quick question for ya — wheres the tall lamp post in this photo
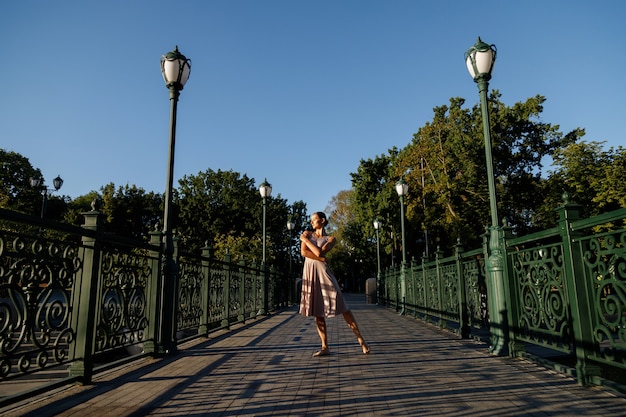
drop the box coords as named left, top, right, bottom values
left=373, top=218, right=382, bottom=304
left=259, top=178, right=272, bottom=315
left=30, top=175, right=63, bottom=218
left=287, top=218, right=295, bottom=304
left=395, top=178, right=408, bottom=314
left=160, top=45, right=191, bottom=354
left=465, top=37, right=507, bottom=355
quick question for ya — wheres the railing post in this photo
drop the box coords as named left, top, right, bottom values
left=198, top=242, right=212, bottom=337
left=238, top=256, right=246, bottom=323
left=501, top=221, right=523, bottom=357
left=482, top=223, right=509, bottom=356
left=222, top=252, right=232, bottom=329
left=455, top=239, right=470, bottom=338
left=68, top=207, right=104, bottom=383
left=556, top=193, right=601, bottom=385
left=144, top=227, right=164, bottom=355
left=409, top=257, right=418, bottom=318
left=250, top=258, right=258, bottom=318
left=435, top=247, right=445, bottom=329
left=421, top=255, right=428, bottom=321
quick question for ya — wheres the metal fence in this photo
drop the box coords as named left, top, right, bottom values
left=381, top=200, right=626, bottom=389
left=0, top=207, right=290, bottom=405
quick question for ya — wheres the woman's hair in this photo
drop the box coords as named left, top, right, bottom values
left=314, top=211, right=327, bottom=226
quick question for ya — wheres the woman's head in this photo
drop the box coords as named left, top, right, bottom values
left=311, top=212, right=327, bottom=228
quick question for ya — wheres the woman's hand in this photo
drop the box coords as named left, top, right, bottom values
left=300, top=231, right=312, bottom=241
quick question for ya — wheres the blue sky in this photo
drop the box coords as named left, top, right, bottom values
left=2, top=1, right=625, bottom=214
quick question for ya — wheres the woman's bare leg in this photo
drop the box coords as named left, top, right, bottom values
left=342, top=311, right=370, bottom=354
left=313, top=317, right=329, bottom=356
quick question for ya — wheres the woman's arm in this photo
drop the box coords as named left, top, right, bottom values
left=301, top=241, right=326, bottom=262
left=300, top=233, right=336, bottom=260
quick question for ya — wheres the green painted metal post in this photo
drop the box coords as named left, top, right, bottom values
left=435, top=247, right=445, bottom=329
left=222, top=252, right=232, bottom=329
left=399, top=192, right=407, bottom=315
left=250, top=258, right=258, bottom=318
left=455, top=239, right=471, bottom=338
left=198, top=243, right=212, bottom=337
left=144, top=228, right=164, bottom=355
left=466, top=37, right=508, bottom=356
left=238, top=257, right=246, bottom=323
left=68, top=208, right=103, bottom=382
left=557, top=194, right=601, bottom=385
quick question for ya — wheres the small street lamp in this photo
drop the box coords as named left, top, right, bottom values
left=160, top=45, right=191, bottom=354
left=373, top=218, right=382, bottom=303
left=465, top=37, right=507, bottom=355
left=395, top=178, right=408, bottom=314
left=259, top=178, right=272, bottom=315
left=287, top=218, right=295, bottom=304
left=30, top=175, right=63, bottom=218
left=395, top=178, right=408, bottom=265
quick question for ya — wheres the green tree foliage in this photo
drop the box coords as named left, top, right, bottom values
left=348, top=93, right=586, bottom=269
left=177, top=169, right=260, bottom=254
left=65, top=184, right=162, bottom=240
left=101, top=183, right=163, bottom=239
left=176, top=168, right=303, bottom=270
left=548, top=141, right=626, bottom=216
left=0, top=149, right=44, bottom=215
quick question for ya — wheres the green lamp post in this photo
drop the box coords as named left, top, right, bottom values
left=395, top=178, right=408, bottom=314
left=259, top=178, right=272, bottom=315
left=287, top=218, right=295, bottom=304
left=373, top=218, right=382, bottom=304
left=160, top=45, right=191, bottom=354
left=465, top=37, right=508, bottom=355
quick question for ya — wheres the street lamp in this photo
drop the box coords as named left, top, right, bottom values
left=30, top=174, right=63, bottom=218
left=395, top=178, right=408, bottom=265
left=465, top=37, right=507, bottom=355
left=395, top=178, right=408, bottom=314
left=287, top=218, right=295, bottom=304
left=373, top=218, right=382, bottom=278
left=259, top=178, right=272, bottom=315
left=160, top=45, right=191, bottom=354
left=373, top=218, right=382, bottom=304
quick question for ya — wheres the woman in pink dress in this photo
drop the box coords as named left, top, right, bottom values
left=299, top=212, right=370, bottom=357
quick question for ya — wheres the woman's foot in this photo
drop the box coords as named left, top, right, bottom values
left=312, top=348, right=330, bottom=357
left=361, top=343, right=370, bottom=355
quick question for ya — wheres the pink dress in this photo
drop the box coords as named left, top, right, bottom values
left=299, top=235, right=350, bottom=318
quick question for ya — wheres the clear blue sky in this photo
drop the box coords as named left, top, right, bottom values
left=2, top=1, right=624, bottom=214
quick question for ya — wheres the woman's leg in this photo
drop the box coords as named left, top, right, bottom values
left=313, top=316, right=329, bottom=356
left=342, top=311, right=370, bottom=354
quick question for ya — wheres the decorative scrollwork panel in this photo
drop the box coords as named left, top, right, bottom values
left=510, top=244, right=571, bottom=352
left=94, top=249, right=150, bottom=353
left=0, top=232, right=80, bottom=378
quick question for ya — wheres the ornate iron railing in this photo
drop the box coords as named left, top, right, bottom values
left=379, top=201, right=626, bottom=389
left=0, top=208, right=288, bottom=406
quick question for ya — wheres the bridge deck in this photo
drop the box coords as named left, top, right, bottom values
left=3, top=294, right=626, bottom=416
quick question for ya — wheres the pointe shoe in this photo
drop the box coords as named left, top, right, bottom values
left=312, top=348, right=330, bottom=357
left=361, top=343, right=370, bottom=355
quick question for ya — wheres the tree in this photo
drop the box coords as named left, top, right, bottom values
left=547, top=141, right=626, bottom=218
left=0, top=149, right=43, bottom=215
left=176, top=169, right=260, bottom=254
left=176, top=168, right=301, bottom=268
left=394, top=93, right=581, bottom=251
left=0, top=149, right=69, bottom=220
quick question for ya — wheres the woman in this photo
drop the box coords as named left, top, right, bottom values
left=299, top=212, right=370, bottom=357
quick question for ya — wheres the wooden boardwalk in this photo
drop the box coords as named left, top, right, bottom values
left=3, top=295, right=626, bottom=416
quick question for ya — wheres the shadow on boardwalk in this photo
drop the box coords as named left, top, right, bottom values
left=3, top=294, right=626, bottom=416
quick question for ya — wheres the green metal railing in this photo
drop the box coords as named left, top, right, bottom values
left=380, top=199, right=626, bottom=389
left=0, top=208, right=289, bottom=405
